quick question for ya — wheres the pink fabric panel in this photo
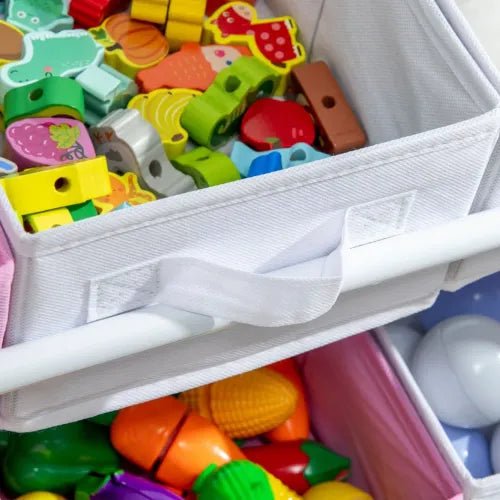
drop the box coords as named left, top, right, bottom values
left=302, top=332, right=462, bottom=500
left=0, top=225, right=13, bottom=347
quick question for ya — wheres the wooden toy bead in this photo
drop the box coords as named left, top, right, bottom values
left=69, top=0, right=132, bottom=29
left=7, top=0, right=74, bottom=34
left=0, top=156, right=111, bottom=216
left=0, top=21, right=23, bottom=68
left=4, top=76, right=85, bottom=127
left=206, top=0, right=255, bottom=17
left=165, top=0, right=207, bottom=51
left=25, top=207, right=74, bottom=232
left=130, top=0, right=169, bottom=25
left=0, top=157, right=18, bottom=176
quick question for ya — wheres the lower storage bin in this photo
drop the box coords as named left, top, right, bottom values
left=0, top=331, right=462, bottom=499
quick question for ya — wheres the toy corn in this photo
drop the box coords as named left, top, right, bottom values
left=179, top=367, right=298, bottom=438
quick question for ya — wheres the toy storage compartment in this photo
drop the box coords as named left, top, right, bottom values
left=2, top=0, right=500, bottom=431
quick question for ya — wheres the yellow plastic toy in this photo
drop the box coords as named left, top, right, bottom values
left=266, top=469, right=303, bottom=500
left=15, top=493, right=66, bottom=500
left=166, top=0, right=207, bottom=51
left=204, top=2, right=306, bottom=93
left=0, top=157, right=111, bottom=216
left=128, top=88, right=201, bottom=160
left=89, top=13, right=169, bottom=79
left=303, top=482, right=374, bottom=500
left=179, top=367, right=298, bottom=439
left=131, top=0, right=170, bottom=25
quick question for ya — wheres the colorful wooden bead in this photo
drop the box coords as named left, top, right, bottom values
left=0, top=30, right=104, bottom=102
left=231, top=141, right=329, bottom=177
left=0, top=21, right=24, bottom=68
left=128, top=88, right=200, bottom=159
left=4, top=76, right=85, bottom=127
left=68, top=199, right=98, bottom=221
left=291, top=61, right=367, bottom=154
left=165, top=0, right=207, bottom=51
left=0, top=157, right=18, bottom=176
left=172, top=147, right=241, bottom=188
left=7, top=0, right=74, bottom=33
left=206, top=0, right=255, bottom=17
left=181, top=56, right=279, bottom=148
left=25, top=207, right=74, bottom=232
left=248, top=151, right=282, bottom=177
left=136, top=42, right=251, bottom=94
left=69, top=0, right=131, bottom=29
left=205, top=2, right=306, bottom=94
left=76, top=64, right=138, bottom=125
left=90, top=13, right=169, bottom=79
left=90, top=109, right=196, bottom=197
left=93, top=171, right=156, bottom=214
left=241, top=98, right=315, bottom=151
left=0, top=156, right=111, bottom=216
left=5, top=118, right=95, bottom=171
left=130, top=0, right=169, bottom=25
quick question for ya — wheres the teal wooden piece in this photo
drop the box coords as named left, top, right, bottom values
left=231, top=141, right=330, bottom=177
left=7, top=0, right=73, bottom=34
left=0, top=30, right=104, bottom=102
left=172, top=147, right=241, bottom=188
left=181, top=56, right=279, bottom=149
left=76, top=64, right=138, bottom=125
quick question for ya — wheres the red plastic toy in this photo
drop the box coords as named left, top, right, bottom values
left=241, top=98, right=315, bottom=151
left=69, top=0, right=131, bottom=28
left=205, top=0, right=255, bottom=16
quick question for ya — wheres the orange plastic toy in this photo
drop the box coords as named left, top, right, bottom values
left=111, top=395, right=245, bottom=491
left=179, top=368, right=298, bottom=439
left=266, top=359, right=310, bottom=442
left=136, top=42, right=250, bottom=93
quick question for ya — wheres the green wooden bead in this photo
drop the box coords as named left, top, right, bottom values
left=68, top=200, right=98, bottom=222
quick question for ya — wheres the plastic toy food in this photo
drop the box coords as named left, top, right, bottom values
left=15, top=494, right=66, bottom=500
left=291, top=61, right=367, bottom=154
left=303, top=482, right=374, bottom=500
left=165, top=0, right=207, bottom=51
left=5, top=118, right=95, bottom=170
left=90, top=108, right=196, bottom=196
left=179, top=367, right=298, bottom=439
left=181, top=56, right=280, bottom=148
left=0, top=21, right=24, bottom=67
left=205, top=2, right=305, bottom=93
left=90, top=13, right=169, bottom=78
left=4, top=76, right=85, bottom=127
left=244, top=440, right=350, bottom=493
left=241, top=98, right=315, bottom=151
left=193, top=461, right=302, bottom=500
left=111, top=395, right=245, bottom=490
left=128, top=88, right=201, bottom=159
left=265, top=359, right=310, bottom=441
left=172, top=147, right=241, bottom=188
left=7, top=0, right=73, bottom=33
left=412, top=315, right=500, bottom=428
left=70, top=0, right=131, bottom=28
left=441, top=423, right=492, bottom=478
left=75, top=470, right=184, bottom=499
left=2, top=421, right=120, bottom=495
left=93, top=172, right=156, bottom=214
left=136, top=42, right=250, bottom=94
left=0, top=30, right=104, bottom=101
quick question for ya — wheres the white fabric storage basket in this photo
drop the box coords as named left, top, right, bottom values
left=2, top=0, right=500, bottom=431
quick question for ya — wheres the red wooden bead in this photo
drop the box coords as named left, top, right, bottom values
left=69, top=0, right=131, bottom=29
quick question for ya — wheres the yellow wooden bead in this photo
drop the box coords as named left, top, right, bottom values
left=165, top=0, right=206, bottom=51
left=131, top=0, right=169, bottom=24
left=25, top=207, right=73, bottom=232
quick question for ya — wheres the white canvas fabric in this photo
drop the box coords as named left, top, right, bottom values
left=2, top=0, right=500, bottom=430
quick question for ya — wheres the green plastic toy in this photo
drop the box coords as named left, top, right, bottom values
left=87, top=411, right=118, bottom=427
left=4, top=76, right=85, bottom=126
left=7, top=0, right=74, bottom=34
left=2, top=421, right=120, bottom=495
left=181, top=56, right=280, bottom=149
left=0, top=30, right=104, bottom=102
left=172, top=147, right=241, bottom=188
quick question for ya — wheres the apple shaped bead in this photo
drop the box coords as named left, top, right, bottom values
left=412, top=315, right=500, bottom=428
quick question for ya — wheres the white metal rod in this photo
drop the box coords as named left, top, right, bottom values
left=1, top=207, right=500, bottom=394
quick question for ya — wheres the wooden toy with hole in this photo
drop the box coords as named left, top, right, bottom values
left=0, top=157, right=18, bottom=176
left=89, top=12, right=169, bottom=79
left=0, top=21, right=24, bottom=68
left=136, top=42, right=250, bottom=94
left=206, top=0, right=255, bottom=16
left=291, top=61, right=367, bottom=154
left=128, top=88, right=201, bottom=159
left=181, top=56, right=280, bottom=149
left=130, top=0, right=169, bottom=25
left=93, top=171, right=156, bottom=214
left=5, top=117, right=95, bottom=171
left=0, top=156, right=111, bottom=216
left=165, top=0, right=207, bottom=51
left=69, top=0, right=132, bottom=29
left=90, top=108, right=196, bottom=197
left=0, top=30, right=104, bottom=102
left=204, top=2, right=306, bottom=94
left=7, top=0, right=74, bottom=33
left=3, top=76, right=85, bottom=127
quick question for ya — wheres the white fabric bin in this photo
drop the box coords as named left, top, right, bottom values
left=2, top=0, right=500, bottom=431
